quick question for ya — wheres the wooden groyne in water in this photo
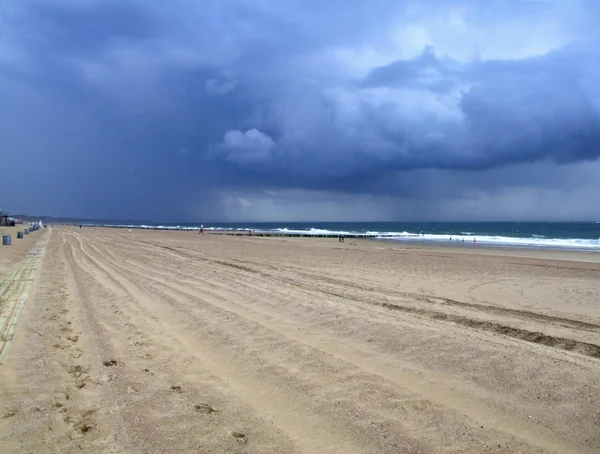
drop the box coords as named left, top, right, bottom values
left=97, top=225, right=401, bottom=239
left=208, top=231, right=384, bottom=239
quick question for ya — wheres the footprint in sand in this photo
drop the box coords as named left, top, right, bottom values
left=67, top=417, right=95, bottom=439
left=194, top=403, right=217, bottom=414
left=66, top=364, right=87, bottom=378
left=170, top=385, right=183, bottom=393
left=102, top=360, right=121, bottom=367
left=53, top=401, right=68, bottom=413
left=52, top=392, right=70, bottom=412
left=230, top=431, right=247, bottom=444
left=3, top=409, right=17, bottom=418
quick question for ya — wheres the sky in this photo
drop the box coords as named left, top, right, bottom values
left=1, top=0, right=600, bottom=222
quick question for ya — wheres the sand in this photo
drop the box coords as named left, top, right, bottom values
left=0, top=226, right=41, bottom=277
left=0, top=227, right=599, bottom=453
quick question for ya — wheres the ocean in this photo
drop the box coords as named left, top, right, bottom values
left=87, top=221, right=600, bottom=251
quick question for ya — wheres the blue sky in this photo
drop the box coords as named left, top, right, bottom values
left=1, top=0, right=600, bottom=221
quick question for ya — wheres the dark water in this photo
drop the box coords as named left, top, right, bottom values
left=87, top=220, right=600, bottom=250
left=198, top=221, right=600, bottom=239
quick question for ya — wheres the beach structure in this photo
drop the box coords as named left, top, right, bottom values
left=212, top=231, right=378, bottom=239
left=0, top=210, right=9, bottom=226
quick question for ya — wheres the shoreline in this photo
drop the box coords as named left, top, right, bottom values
left=265, top=232, right=600, bottom=264
left=375, top=236, right=600, bottom=256
left=79, top=223, right=600, bottom=257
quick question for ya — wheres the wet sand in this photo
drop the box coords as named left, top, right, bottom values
left=0, top=227, right=599, bottom=453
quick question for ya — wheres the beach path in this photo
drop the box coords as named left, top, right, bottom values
left=1, top=227, right=599, bottom=453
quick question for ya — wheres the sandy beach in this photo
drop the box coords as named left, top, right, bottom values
left=0, top=227, right=599, bottom=453
left=0, top=226, right=42, bottom=277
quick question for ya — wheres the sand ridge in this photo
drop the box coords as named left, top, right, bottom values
left=0, top=227, right=599, bottom=453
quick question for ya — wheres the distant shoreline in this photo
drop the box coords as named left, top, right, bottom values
left=60, top=222, right=600, bottom=253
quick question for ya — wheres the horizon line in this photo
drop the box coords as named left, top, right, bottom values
left=11, top=216, right=600, bottom=224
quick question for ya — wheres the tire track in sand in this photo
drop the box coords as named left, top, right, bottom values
left=106, top=236, right=600, bottom=359
left=126, top=236, right=600, bottom=332
left=69, top=232, right=373, bottom=454
left=79, top=232, right=592, bottom=454
left=63, top=231, right=304, bottom=453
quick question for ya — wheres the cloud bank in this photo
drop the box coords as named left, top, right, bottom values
left=1, top=0, right=600, bottom=220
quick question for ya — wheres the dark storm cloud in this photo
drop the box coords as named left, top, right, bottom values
left=1, top=0, right=599, bottom=220
left=212, top=43, right=600, bottom=181
left=25, top=0, right=162, bottom=54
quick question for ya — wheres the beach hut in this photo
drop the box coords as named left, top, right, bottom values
left=0, top=210, right=9, bottom=227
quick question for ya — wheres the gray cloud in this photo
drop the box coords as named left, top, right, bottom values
left=1, top=0, right=600, bottom=220
left=205, top=77, right=238, bottom=95
left=211, top=43, right=600, bottom=179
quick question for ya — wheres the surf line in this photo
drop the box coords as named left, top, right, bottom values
left=0, top=233, right=50, bottom=365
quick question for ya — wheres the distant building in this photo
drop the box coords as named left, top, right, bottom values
left=0, top=210, right=16, bottom=226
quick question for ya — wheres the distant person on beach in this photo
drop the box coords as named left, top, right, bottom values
left=199, top=224, right=204, bottom=234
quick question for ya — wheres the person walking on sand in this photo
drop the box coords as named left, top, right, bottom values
left=199, top=224, right=204, bottom=235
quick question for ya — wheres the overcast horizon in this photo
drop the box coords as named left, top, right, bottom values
left=2, top=0, right=600, bottom=222
left=7, top=215, right=600, bottom=224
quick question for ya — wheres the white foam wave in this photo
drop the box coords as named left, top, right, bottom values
left=97, top=223, right=600, bottom=250
left=386, top=233, right=600, bottom=250
left=100, top=223, right=202, bottom=231
left=274, top=227, right=353, bottom=235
